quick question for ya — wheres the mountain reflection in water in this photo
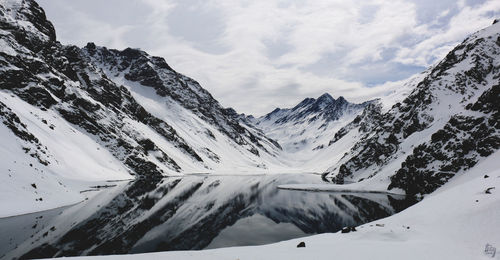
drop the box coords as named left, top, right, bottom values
left=0, top=174, right=414, bottom=259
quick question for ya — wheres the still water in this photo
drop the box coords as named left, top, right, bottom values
left=0, top=174, right=413, bottom=259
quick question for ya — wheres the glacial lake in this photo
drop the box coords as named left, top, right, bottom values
left=0, top=174, right=414, bottom=259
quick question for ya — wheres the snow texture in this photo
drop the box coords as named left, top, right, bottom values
left=42, top=150, right=500, bottom=260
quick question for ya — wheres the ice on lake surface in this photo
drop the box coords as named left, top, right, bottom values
left=0, top=174, right=414, bottom=259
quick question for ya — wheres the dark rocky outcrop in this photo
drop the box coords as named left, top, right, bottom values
left=388, top=84, right=500, bottom=196
left=0, top=0, right=280, bottom=178
left=325, top=23, right=500, bottom=194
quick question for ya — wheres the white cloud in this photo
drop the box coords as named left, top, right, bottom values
left=37, top=0, right=500, bottom=115
left=395, top=0, right=500, bottom=67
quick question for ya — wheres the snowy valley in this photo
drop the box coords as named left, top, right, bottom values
left=0, top=0, right=499, bottom=259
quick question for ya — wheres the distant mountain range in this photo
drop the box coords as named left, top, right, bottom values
left=251, top=93, right=372, bottom=155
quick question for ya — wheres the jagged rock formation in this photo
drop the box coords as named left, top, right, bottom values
left=0, top=0, right=282, bottom=214
left=1, top=0, right=499, bottom=213
left=259, top=93, right=369, bottom=126
left=388, top=83, right=499, bottom=195
left=325, top=22, right=500, bottom=196
left=252, top=93, right=372, bottom=154
left=0, top=0, right=281, bottom=172
left=84, top=44, right=278, bottom=156
left=328, top=101, right=383, bottom=146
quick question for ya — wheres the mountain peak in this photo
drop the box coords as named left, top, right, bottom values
left=85, top=42, right=97, bottom=50
left=316, top=93, right=334, bottom=103
left=0, top=0, right=56, bottom=48
left=312, top=93, right=337, bottom=111
left=120, top=47, right=145, bottom=59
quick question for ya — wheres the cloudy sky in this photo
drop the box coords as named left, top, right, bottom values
left=38, top=0, right=500, bottom=116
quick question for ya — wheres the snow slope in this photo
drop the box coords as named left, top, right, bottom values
left=0, top=0, right=280, bottom=217
left=53, top=150, right=500, bottom=260
left=0, top=90, right=132, bottom=217
left=1, top=0, right=499, bottom=224
left=321, top=20, right=500, bottom=196
left=250, top=93, right=373, bottom=172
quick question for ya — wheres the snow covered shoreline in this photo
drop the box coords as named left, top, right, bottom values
left=1, top=1, right=499, bottom=258
left=277, top=183, right=404, bottom=195
left=0, top=179, right=131, bottom=219
left=46, top=151, right=500, bottom=260
left=0, top=172, right=321, bottom=219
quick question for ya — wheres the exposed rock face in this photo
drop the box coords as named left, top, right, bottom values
left=260, top=93, right=370, bottom=125
left=325, top=22, right=500, bottom=196
left=252, top=93, right=373, bottom=155
left=84, top=45, right=279, bottom=153
left=388, top=83, right=500, bottom=196
left=0, top=100, right=50, bottom=165
left=0, top=0, right=55, bottom=51
left=328, top=101, right=383, bottom=146
left=1, top=0, right=499, bottom=205
left=0, top=0, right=281, bottom=183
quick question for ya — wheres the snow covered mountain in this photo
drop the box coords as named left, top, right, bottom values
left=0, top=0, right=281, bottom=216
left=255, top=93, right=371, bottom=152
left=323, top=20, right=500, bottom=197
left=249, top=93, right=373, bottom=171
left=1, top=0, right=499, bottom=219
